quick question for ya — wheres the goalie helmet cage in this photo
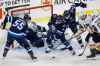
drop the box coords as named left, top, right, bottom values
left=10, top=5, right=53, bottom=19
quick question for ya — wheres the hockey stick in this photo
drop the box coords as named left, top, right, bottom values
left=0, top=29, right=7, bottom=53
left=52, top=30, right=84, bottom=50
left=44, top=30, right=85, bottom=54
left=78, top=43, right=88, bottom=56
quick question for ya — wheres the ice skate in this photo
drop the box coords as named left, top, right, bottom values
left=60, top=46, right=67, bottom=51
left=71, top=50, right=76, bottom=55
left=87, top=48, right=96, bottom=59
left=87, top=54, right=96, bottom=58
left=3, top=48, right=9, bottom=58
left=80, top=44, right=84, bottom=48
left=45, top=48, right=51, bottom=53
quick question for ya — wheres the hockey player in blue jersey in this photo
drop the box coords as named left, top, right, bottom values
left=46, top=14, right=58, bottom=49
left=2, top=13, right=37, bottom=60
left=63, top=2, right=87, bottom=48
left=54, top=15, right=75, bottom=54
left=47, top=14, right=75, bottom=55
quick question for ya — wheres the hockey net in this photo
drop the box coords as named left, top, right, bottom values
left=10, top=5, right=53, bottom=23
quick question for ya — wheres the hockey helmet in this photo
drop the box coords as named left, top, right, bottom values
left=23, top=14, right=31, bottom=20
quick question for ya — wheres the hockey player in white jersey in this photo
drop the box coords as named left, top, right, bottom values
left=85, top=15, right=100, bottom=58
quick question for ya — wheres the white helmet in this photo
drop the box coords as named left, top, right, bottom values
left=91, top=15, right=100, bottom=33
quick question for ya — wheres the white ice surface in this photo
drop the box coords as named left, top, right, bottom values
left=0, top=37, right=100, bottom=66
left=0, top=28, right=100, bottom=66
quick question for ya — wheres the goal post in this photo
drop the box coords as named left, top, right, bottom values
left=10, top=5, right=53, bottom=23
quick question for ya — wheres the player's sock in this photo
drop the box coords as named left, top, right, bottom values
left=87, top=48, right=96, bottom=58
left=3, top=48, right=9, bottom=58
left=47, top=39, right=53, bottom=49
left=28, top=50, right=37, bottom=60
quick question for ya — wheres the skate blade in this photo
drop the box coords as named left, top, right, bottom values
left=32, top=59, right=38, bottom=62
left=86, top=57, right=96, bottom=60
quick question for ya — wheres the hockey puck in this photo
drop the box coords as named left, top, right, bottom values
left=52, top=56, right=56, bottom=59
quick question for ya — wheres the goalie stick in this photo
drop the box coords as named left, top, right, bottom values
left=78, top=42, right=88, bottom=56
left=44, top=27, right=86, bottom=54
left=44, top=31, right=84, bottom=54
left=52, top=30, right=85, bottom=50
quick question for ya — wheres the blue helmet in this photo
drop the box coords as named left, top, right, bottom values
left=23, top=14, right=31, bottom=20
